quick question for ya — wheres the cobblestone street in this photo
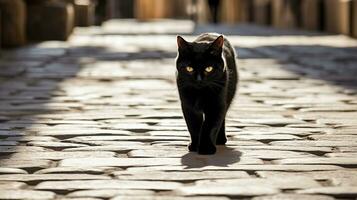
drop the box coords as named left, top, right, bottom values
left=1, top=20, right=357, bottom=199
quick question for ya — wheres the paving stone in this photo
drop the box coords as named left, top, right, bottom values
left=257, top=170, right=357, bottom=183
left=339, top=147, right=357, bottom=152
left=126, top=164, right=343, bottom=172
left=270, top=140, right=357, bottom=147
left=252, top=194, right=335, bottom=200
left=34, top=167, right=115, bottom=174
left=36, top=129, right=131, bottom=137
left=36, top=180, right=183, bottom=191
left=4, top=151, right=116, bottom=160
left=325, top=152, right=357, bottom=157
left=0, top=174, right=110, bottom=182
left=0, top=146, right=49, bottom=153
left=330, top=177, right=357, bottom=186
left=0, top=141, right=18, bottom=146
left=113, top=171, right=249, bottom=181
left=4, top=136, right=59, bottom=142
left=0, top=189, right=55, bottom=200
left=57, top=198, right=101, bottom=200
left=235, top=145, right=333, bottom=154
left=0, top=181, right=27, bottom=189
left=0, top=159, right=54, bottom=170
left=63, top=146, right=139, bottom=152
left=68, top=189, right=155, bottom=198
left=0, top=131, right=25, bottom=137
left=67, top=136, right=189, bottom=143
left=0, top=168, right=28, bottom=174
left=240, top=127, right=331, bottom=136
left=233, top=134, right=302, bottom=141
left=176, top=184, right=279, bottom=197
left=194, top=176, right=321, bottom=189
left=28, top=141, right=88, bottom=149
left=111, top=196, right=229, bottom=200
left=274, top=157, right=357, bottom=166
left=308, top=135, right=357, bottom=141
left=297, top=186, right=357, bottom=197
left=233, top=118, right=306, bottom=126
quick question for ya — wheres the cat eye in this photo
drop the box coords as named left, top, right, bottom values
left=185, top=66, right=194, bottom=72
left=205, top=66, right=214, bottom=73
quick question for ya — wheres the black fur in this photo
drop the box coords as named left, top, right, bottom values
left=176, top=33, right=238, bottom=155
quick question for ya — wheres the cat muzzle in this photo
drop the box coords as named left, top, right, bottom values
left=196, top=74, right=202, bottom=81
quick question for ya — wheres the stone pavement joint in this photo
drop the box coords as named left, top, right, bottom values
left=0, top=19, right=357, bottom=199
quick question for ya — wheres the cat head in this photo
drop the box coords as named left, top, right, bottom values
left=176, top=35, right=225, bottom=86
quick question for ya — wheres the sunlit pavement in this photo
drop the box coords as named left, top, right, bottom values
left=0, top=19, right=357, bottom=199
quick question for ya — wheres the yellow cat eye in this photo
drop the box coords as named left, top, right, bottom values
left=205, top=66, right=214, bottom=73
left=186, top=66, right=194, bottom=72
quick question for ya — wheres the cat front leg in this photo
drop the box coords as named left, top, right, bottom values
left=182, top=105, right=203, bottom=152
left=216, top=119, right=227, bottom=145
left=198, top=105, right=225, bottom=155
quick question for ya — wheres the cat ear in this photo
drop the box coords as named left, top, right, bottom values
left=177, top=36, right=189, bottom=51
left=210, top=35, right=224, bottom=55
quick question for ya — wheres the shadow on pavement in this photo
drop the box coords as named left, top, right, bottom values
left=181, top=146, right=241, bottom=169
left=238, top=45, right=357, bottom=92
left=0, top=43, right=177, bottom=171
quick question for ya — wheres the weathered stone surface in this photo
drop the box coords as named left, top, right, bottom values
left=0, top=146, right=48, bottom=153
left=0, top=168, right=28, bottom=174
left=36, top=180, right=182, bottom=191
left=63, top=146, right=138, bottom=152
left=0, top=174, right=110, bottom=182
left=0, top=189, right=55, bottom=200
left=67, top=135, right=189, bottom=142
left=127, top=164, right=343, bottom=172
left=331, top=177, right=357, bottom=186
left=252, top=194, right=335, bottom=200
left=112, top=196, right=229, bottom=200
left=326, top=152, right=357, bottom=158
left=1, top=20, right=357, bottom=200
left=235, top=145, right=333, bottom=154
left=0, top=181, right=27, bottom=189
left=233, top=134, right=301, bottom=141
left=298, top=186, right=357, bottom=197
left=257, top=170, right=357, bottom=181
left=5, top=151, right=116, bottom=160
left=176, top=184, right=279, bottom=197
left=270, top=140, right=357, bottom=147
left=233, top=118, right=306, bottom=126
left=274, top=158, right=357, bottom=166
left=35, top=167, right=114, bottom=174
left=113, top=171, right=249, bottom=181
left=28, top=141, right=88, bottom=149
left=0, top=159, right=54, bottom=170
left=194, top=177, right=321, bottom=190
left=68, top=189, right=155, bottom=198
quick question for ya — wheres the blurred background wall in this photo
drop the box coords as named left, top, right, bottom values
left=0, top=0, right=357, bottom=48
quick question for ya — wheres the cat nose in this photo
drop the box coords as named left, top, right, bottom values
left=196, top=74, right=202, bottom=81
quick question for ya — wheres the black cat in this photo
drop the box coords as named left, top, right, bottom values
left=176, top=33, right=238, bottom=155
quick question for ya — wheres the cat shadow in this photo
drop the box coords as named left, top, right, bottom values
left=180, top=146, right=241, bottom=169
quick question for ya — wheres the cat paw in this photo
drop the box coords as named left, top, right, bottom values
left=198, top=145, right=216, bottom=155
left=216, top=137, right=227, bottom=145
left=188, top=143, right=198, bottom=152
